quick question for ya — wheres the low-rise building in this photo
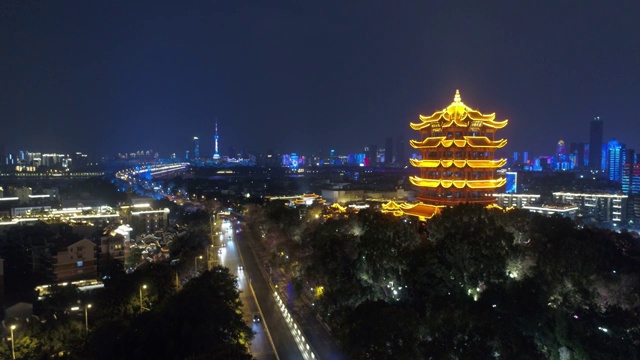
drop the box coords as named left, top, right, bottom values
left=100, top=234, right=126, bottom=269
left=493, top=193, right=541, bottom=209
left=553, top=192, right=627, bottom=224
left=53, top=238, right=97, bottom=282
left=321, top=189, right=364, bottom=204
left=120, top=205, right=169, bottom=236
left=522, top=204, right=579, bottom=220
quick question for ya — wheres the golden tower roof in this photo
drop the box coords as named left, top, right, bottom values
left=410, top=90, right=508, bottom=130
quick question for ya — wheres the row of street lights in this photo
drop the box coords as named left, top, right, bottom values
left=8, top=302, right=94, bottom=359
left=7, top=285, right=152, bottom=358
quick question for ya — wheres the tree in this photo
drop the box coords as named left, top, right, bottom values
left=425, top=204, right=514, bottom=297
left=83, top=267, right=253, bottom=359
left=330, top=300, right=421, bottom=359
left=355, top=210, right=420, bottom=296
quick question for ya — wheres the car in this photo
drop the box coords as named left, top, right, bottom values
left=238, top=265, right=244, bottom=271
left=217, top=248, right=222, bottom=255
left=253, top=314, right=261, bottom=323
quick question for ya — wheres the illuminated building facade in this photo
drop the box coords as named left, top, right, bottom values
left=570, top=142, right=587, bottom=169
left=622, top=163, right=640, bottom=221
left=193, top=137, right=200, bottom=160
left=555, top=140, right=571, bottom=170
left=553, top=192, right=627, bottom=224
left=493, top=193, right=540, bottom=209
left=409, top=90, right=508, bottom=206
left=606, top=138, right=625, bottom=182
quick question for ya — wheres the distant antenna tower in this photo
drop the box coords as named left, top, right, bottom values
left=213, top=119, right=220, bottom=159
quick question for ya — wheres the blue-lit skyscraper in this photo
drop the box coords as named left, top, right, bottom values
left=193, top=137, right=200, bottom=160
left=505, top=172, right=518, bottom=193
left=606, top=138, right=625, bottom=182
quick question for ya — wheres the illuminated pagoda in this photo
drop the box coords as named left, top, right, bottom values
left=383, top=90, right=508, bottom=220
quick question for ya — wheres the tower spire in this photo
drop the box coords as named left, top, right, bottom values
left=213, top=118, right=220, bottom=160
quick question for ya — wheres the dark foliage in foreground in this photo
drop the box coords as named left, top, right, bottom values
left=80, top=266, right=252, bottom=360
left=252, top=203, right=640, bottom=359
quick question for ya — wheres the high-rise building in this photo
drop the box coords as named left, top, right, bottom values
left=626, top=149, right=637, bottom=166
left=213, top=119, right=220, bottom=160
left=622, top=160, right=640, bottom=221
left=583, top=144, right=590, bottom=168
left=622, top=156, right=639, bottom=196
left=556, top=140, right=566, bottom=159
left=408, top=90, right=507, bottom=205
left=193, top=137, right=200, bottom=160
left=556, top=140, right=571, bottom=170
left=589, top=116, right=603, bottom=171
left=384, top=137, right=394, bottom=164
left=366, top=145, right=378, bottom=166
left=570, top=143, right=586, bottom=169
left=396, top=135, right=405, bottom=165
left=606, top=138, right=625, bottom=182
left=554, top=192, right=627, bottom=224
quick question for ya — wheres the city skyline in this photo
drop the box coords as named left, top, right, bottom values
left=2, top=1, right=639, bottom=157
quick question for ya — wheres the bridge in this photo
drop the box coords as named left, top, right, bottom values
left=115, top=163, right=189, bottom=181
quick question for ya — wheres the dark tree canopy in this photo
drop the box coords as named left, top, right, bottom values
left=254, top=202, right=640, bottom=359
left=82, top=266, right=252, bottom=360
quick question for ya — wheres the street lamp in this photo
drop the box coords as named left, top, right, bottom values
left=10, top=324, right=16, bottom=360
left=208, top=245, right=214, bottom=270
left=139, top=284, right=147, bottom=311
left=84, top=304, right=92, bottom=332
left=194, top=255, right=203, bottom=274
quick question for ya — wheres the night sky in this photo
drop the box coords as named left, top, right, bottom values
left=2, top=1, right=639, bottom=159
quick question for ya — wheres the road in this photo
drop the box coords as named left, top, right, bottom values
left=217, top=221, right=301, bottom=359
left=241, top=229, right=345, bottom=360
left=230, top=223, right=307, bottom=359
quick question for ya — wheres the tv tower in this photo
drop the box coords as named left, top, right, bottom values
left=213, top=119, right=220, bottom=159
